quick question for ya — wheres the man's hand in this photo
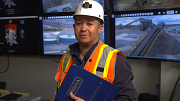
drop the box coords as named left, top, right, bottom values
left=69, top=92, right=85, bottom=101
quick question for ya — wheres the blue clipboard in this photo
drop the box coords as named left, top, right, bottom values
left=55, top=63, right=120, bottom=101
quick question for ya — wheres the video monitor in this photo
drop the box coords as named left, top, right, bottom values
left=40, top=0, right=109, bottom=14
left=0, top=0, right=39, bottom=16
left=111, top=9, right=180, bottom=62
left=112, top=0, right=180, bottom=12
left=39, top=14, right=109, bottom=56
left=0, top=16, right=39, bottom=55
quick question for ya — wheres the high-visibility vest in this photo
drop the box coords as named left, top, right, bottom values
left=55, top=41, right=125, bottom=89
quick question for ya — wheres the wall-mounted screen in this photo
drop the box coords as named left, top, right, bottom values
left=0, top=0, right=39, bottom=16
left=39, top=14, right=109, bottom=56
left=40, top=0, right=109, bottom=14
left=111, top=9, right=180, bottom=62
left=112, top=0, right=180, bottom=12
left=0, top=16, right=39, bottom=55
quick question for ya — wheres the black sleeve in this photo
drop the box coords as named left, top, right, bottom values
left=113, top=54, right=138, bottom=101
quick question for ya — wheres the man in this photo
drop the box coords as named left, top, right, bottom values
left=55, top=0, right=138, bottom=101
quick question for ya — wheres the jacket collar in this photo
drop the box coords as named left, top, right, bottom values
left=69, top=40, right=99, bottom=61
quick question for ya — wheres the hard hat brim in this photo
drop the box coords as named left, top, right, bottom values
left=73, top=14, right=104, bottom=25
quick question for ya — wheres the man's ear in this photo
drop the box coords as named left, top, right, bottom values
left=73, top=24, right=75, bottom=29
left=98, top=24, right=104, bottom=34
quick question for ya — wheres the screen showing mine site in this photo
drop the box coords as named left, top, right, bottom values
left=113, top=10, right=180, bottom=61
left=40, top=15, right=107, bottom=56
left=41, top=0, right=108, bottom=13
left=113, top=0, right=180, bottom=12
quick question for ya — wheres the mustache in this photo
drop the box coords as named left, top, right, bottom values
left=79, top=32, right=89, bottom=35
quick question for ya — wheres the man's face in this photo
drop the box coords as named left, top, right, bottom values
left=73, top=15, right=103, bottom=45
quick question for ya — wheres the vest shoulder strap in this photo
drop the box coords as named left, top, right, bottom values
left=62, top=50, right=72, bottom=71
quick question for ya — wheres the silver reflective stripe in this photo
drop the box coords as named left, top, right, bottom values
left=96, top=45, right=116, bottom=76
left=62, top=51, right=72, bottom=71
left=96, top=71, right=103, bottom=77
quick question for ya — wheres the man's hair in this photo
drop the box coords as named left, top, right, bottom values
left=74, top=15, right=103, bottom=25
left=96, top=18, right=103, bottom=25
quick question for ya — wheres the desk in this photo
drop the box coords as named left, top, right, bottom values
left=0, top=94, right=49, bottom=101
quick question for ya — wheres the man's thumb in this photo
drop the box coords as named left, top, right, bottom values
left=70, top=92, right=77, bottom=100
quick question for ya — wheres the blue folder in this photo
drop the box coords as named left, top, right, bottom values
left=55, top=63, right=120, bottom=101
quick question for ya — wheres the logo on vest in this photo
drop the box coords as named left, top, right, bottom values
left=66, top=76, right=83, bottom=96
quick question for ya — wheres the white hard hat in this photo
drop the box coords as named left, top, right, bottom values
left=73, top=0, right=104, bottom=24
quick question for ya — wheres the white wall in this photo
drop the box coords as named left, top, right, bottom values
left=0, top=56, right=179, bottom=101
left=0, top=55, right=60, bottom=99
left=129, top=59, right=161, bottom=95
left=160, top=61, right=180, bottom=101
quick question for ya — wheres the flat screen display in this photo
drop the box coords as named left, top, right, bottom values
left=39, top=14, right=109, bottom=56
left=40, top=0, right=109, bottom=14
left=0, top=16, right=39, bottom=55
left=112, top=0, right=180, bottom=12
left=0, top=0, right=39, bottom=16
left=111, top=9, right=180, bottom=62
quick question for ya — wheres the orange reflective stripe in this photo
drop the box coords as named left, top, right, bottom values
left=56, top=72, right=62, bottom=82
left=99, top=76, right=111, bottom=81
left=57, top=56, right=73, bottom=89
left=118, top=51, right=125, bottom=58
left=84, top=41, right=104, bottom=72
left=60, top=57, right=73, bottom=85
left=108, top=51, right=117, bottom=83
left=57, top=71, right=66, bottom=89
left=55, top=50, right=69, bottom=81
left=103, top=49, right=119, bottom=78
left=107, top=51, right=125, bottom=83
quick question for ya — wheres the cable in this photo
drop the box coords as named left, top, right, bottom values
left=0, top=55, right=10, bottom=73
left=169, top=75, right=180, bottom=101
left=52, top=57, right=60, bottom=62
